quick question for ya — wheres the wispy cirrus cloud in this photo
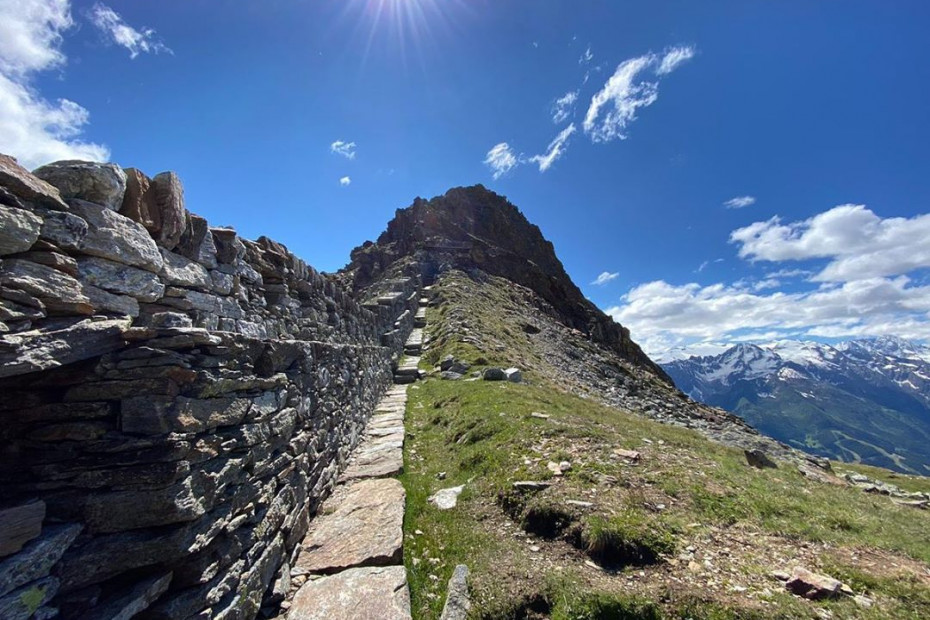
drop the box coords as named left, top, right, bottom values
left=330, top=140, right=357, bottom=159
left=551, top=90, right=578, bottom=124
left=579, top=45, right=593, bottom=65
left=0, top=0, right=110, bottom=168
left=656, top=45, right=695, bottom=75
left=529, top=123, right=576, bottom=172
left=89, top=3, right=171, bottom=59
left=723, top=195, right=756, bottom=209
left=484, top=44, right=695, bottom=178
left=483, top=142, right=519, bottom=179
left=583, top=45, right=694, bottom=143
left=591, top=271, right=619, bottom=286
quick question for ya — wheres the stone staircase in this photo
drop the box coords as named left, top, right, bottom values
left=283, top=290, right=432, bottom=619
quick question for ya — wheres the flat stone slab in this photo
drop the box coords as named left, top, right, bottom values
left=288, top=566, right=411, bottom=620
left=295, top=478, right=405, bottom=574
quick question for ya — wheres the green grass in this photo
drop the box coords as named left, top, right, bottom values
left=401, top=271, right=930, bottom=618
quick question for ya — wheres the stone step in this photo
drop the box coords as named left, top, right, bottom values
left=294, top=478, right=405, bottom=575
left=393, top=374, right=416, bottom=384
left=287, top=566, right=411, bottom=620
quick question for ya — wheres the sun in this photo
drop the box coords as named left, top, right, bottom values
left=342, top=0, right=472, bottom=69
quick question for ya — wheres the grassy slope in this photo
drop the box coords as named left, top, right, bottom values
left=401, top=274, right=930, bottom=619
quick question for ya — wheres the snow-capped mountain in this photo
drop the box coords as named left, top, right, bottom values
left=662, top=338, right=930, bottom=474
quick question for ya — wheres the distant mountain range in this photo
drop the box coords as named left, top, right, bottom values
left=662, top=337, right=930, bottom=473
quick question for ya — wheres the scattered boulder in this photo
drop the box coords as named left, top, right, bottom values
left=483, top=367, right=505, bottom=381
left=33, top=160, right=127, bottom=211
left=745, top=449, right=778, bottom=469
left=440, top=371, right=464, bottom=380
left=428, top=485, right=465, bottom=510
left=614, top=448, right=641, bottom=462
left=439, top=565, right=470, bottom=620
left=0, top=206, right=42, bottom=255
left=504, top=367, right=522, bottom=383
left=785, top=567, right=844, bottom=600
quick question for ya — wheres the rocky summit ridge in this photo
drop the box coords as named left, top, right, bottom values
left=341, top=185, right=669, bottom=382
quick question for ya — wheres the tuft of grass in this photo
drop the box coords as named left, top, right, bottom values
left=579, top=512, right=675, bottom=568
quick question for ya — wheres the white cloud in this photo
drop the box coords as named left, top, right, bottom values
left=0, top=0, right=109, bottom=168
left=723, top=195, right=756, bottom=209
left=582, top=54, right=659, bottom=143
left=591, top=271, right=619, bottom=286
left=551, top=90, right=578, bottom=124
left=339, top=176, right=351, bottom=186
left=608, top=276, right=930, bottom=358
left=330, top=140, right=357, bottom=159
left=579, top=45, right=593, bottom=65
left=89, top=3, right=171, bottom=59
left=583, top=46, right=694, bottom=143
left=483, top=142, right=519, bottom=179
left=656, top=45, right=695, bottom=75
left=528, top=123, right=575, bottom=172
left=0, top=0, right=71, bottom=76
left=730, top=205, right=930, bottom=282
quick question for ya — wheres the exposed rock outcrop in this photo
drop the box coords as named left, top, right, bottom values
left=343, top=186, right=670, bottom=382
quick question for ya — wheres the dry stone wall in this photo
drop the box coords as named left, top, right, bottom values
left=0, top=155, right=419, bottom=619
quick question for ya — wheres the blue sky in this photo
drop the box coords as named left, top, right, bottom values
left=3, top=0, right=930, bottom=358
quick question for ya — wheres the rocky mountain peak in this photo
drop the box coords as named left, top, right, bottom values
left=344, top=185, right=670, bottom=382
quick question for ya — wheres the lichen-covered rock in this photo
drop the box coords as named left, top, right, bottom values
left=160, top=249, right=211, bottom=288
left=32, top=160, right=127, bottom=211
left=0, top=154, right=68, bottom=210
left=69, top=200, right=163, bottom=272
left=38, top=209, right=88, bottom=251
left=77, top=256, right=165, bottom=302
left=0, top=524, right=82, bottom=597
left=0, top=206, right=42, bottom=255
left=0, top=576, right=59, bottom=620
left=150, top=172, right=188, bottom=250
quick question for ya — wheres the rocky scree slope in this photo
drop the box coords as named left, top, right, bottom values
left=663, top=340, right=930, bottom=474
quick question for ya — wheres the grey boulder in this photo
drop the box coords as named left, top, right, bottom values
left=33, top=160, right=127, bottom=211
